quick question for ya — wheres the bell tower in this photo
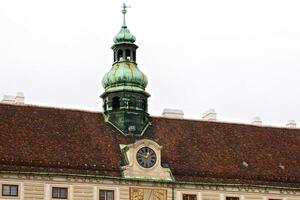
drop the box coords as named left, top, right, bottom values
left=101, top=4, right=150, bottom=136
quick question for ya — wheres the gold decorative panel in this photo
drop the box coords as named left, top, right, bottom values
left=153, top=189, right=167, bottom=200
left=130, top=187, right=167, bottom=200
left=130, top=188, right=144, bottom=200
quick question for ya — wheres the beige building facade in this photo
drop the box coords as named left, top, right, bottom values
left=1, top=173, right=300, bottom=200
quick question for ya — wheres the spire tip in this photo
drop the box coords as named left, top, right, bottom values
left=121, top=3, right=131, bottom=28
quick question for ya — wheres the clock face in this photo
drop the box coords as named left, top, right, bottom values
left=136, top=147, right=157, bottom=168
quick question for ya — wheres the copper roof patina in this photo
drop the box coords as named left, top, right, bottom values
left=102, top=62, right=148, bottom=94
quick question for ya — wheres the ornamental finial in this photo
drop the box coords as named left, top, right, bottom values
left=121, top=3, right=130, bottom=28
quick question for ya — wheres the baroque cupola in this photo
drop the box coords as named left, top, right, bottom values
left=101, top=3, right=150, bottom=136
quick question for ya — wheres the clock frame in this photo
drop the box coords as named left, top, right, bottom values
left=121, top=139, right=173, bottom=181
left=136, top=146, right=157, bottom=168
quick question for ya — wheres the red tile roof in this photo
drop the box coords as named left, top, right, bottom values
left=1, top=103, right=300, bottom=187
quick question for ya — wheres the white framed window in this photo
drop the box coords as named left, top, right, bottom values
left=176, top=191, right=201, bottom=200
left=221, top=193, right=242, bottom=200
left=2, top=184, right=19, bottom=197
left=95, top=186, right=119, bottom=200
left=99, top=190, right=114, bottom=200
left=183, top=193, right=197, bottom=200
left=268, top=198, right=283, bottom=200
left=220, top=193, right=244, bottom=200
left=0, top=182, right=22, bottom=199
left=52, top=187, right=68, bottom=199
left=226, top=197, right=240, bottom=200
left=45, top=184, right=70, bottom=200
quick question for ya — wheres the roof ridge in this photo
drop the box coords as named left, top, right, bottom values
left=151, top=115, right=300, bottom=130
left=0, top=102, right=100, bottom=114
left=1, top=102, right=298, bottom=131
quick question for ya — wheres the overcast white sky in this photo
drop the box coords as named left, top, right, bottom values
left=0, top=0, right=300, bottom=126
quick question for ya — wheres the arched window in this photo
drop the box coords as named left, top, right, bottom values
left=117, top=49, right=123, bottom=61
left=112, top=97, right=120, bottom=110
left=125, top=49, right=131, bottom=60
left=133, top=51, right=136, bottom=62
left=141, top=99, right=147, bottom=111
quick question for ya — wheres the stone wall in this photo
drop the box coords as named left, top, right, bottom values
left=1, top=174, right=299, bottom=200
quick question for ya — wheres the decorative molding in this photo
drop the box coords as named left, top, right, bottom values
left=1, top=173, right=300, bottom=195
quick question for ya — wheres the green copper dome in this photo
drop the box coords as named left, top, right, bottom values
left=102, top=62, right=148, bottom=92
left=113, top=26, right=136, bottom=43
left=113, top=3, right=136, bottom=44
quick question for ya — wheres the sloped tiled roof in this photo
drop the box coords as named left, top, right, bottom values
left=1, top=103, right=300, bottom=187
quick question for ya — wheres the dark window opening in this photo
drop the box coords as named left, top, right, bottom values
left=226, top=197, right=240, bottom=200
left=112, top=97, right=120, bottom=109
left=141, top=99, right=147, bottom=111
left=52, top=187, right=68, bottom=199
left=183, top=194, right=197, bottom=200
left=133, top=51, right=136, bottom=61
left=2, top=185, right=18, bottom=197
left=113, top=52, right=116, bottom=62
left=125, top=49, right=131, bottom=60
left=117, top=49, right=123, bottom=61
left=103, top=100, right=107, bottom=112
left=100, top=190, right=114, bottom=200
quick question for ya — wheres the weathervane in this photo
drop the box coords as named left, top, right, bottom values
left=121, top=3, right=131, bottom=28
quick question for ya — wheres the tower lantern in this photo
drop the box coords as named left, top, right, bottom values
left=101, top=4, right=150, bottom=136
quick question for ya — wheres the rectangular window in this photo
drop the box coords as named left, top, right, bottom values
left=226, top=197, right=239, bottom=200
left=100, top=190, right=114, bottom=200
left=52, top=187, right=68, bottom=199
left=183, top=194, right=197, bottom=200
left=2, top=184, right=18, bottom=197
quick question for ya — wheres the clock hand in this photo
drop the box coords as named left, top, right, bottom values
left=143, top=152, right=150, bottom=159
